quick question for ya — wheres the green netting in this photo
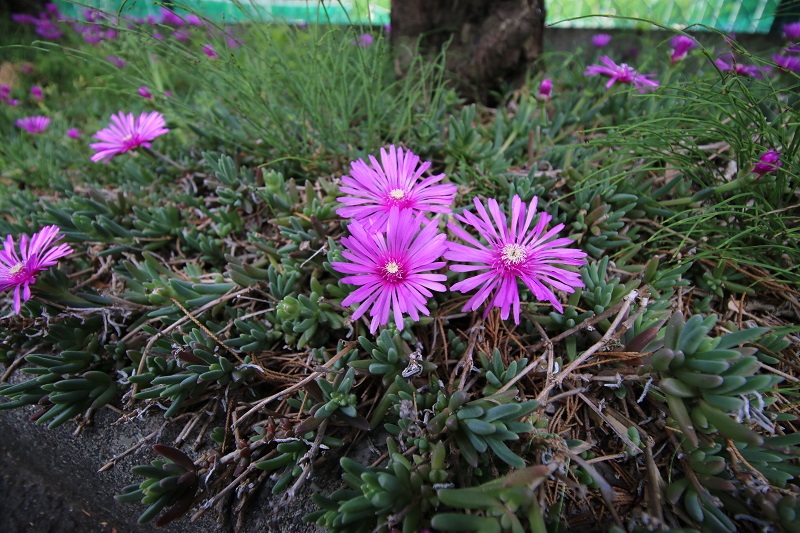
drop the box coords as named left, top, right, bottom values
left=51, top=0, right=782, bottom=33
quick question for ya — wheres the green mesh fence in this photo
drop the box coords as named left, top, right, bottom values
left=51, top=0, right=785, bottom=33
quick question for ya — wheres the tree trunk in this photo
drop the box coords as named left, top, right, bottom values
left=390, top=0, right=546, bottom=103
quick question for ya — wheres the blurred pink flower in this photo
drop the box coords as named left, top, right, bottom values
left=6, top=99, right=19, bottom=107
left=66, top=128, right=81, bottom=139
left=16, top=115, right=51, bottom=134
left=670, top=35, right=697, bottom=62
left=186, top=14, right=203, bottom=26
left=352, top=34, right=373, bottom=48
left=332, top=207, right=448, bottom=333
left=336, top=145, right=457, bottom=233
left=90, top=111, right=169, bottom=163
left=0, top=84, right=9, bottom=101
left=173, top=30, right=190, bottom=42
left=753, top=149, right=781, bottom=177
left=584, top=56, right=659, bottom=92
left=31, top=85, right=43, bottom=100
left=138, top=86, right=154, bottom=99
left=107, top=55, right=126, bottom=68
left=592, top=33, right=611, bottom=47
left=714, top=57, right=768, bottom=78
left=784, top=22, right=800, bottom=42
left=0, top=225, right=72, bottom=314
left=773, top=53, right=800, bottom=73
left=538, top=78, right=552, bottom=101
left=201, top=44, right=219, bottom=59
left=445, top=195, right=586, bottom=322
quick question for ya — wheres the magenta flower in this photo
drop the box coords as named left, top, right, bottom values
left=160, top=8, right=185, bottom=27
left=6, top=99, right=19, bottom=107
left=714, top=57, right=767, bottom=78
left=107, top=55, right=126, bottom=68
left=753, top=149, right=781, bottom=177
left=186, top=14, right=203, bottom=26
left=0, top=84, right=9, bottom=101
left=31, top=85, right=43, bottom=100
left=584, top=56, right=659, bottom=92
left=336, top=145, right=457, bottom=233
left=784, top=22, right=800, bottom=43
left=138, top=86, right=154, bottom=99
left=538, top=78, right=552, bottom=101
left=592, top=33, right=611, bottom=47
left=0, top=226, right=72, bottom=314
left=773, top=54, right=800, bottom=73
left=20, top=65, right=34, bottom=74
left=445, top=195, right=586, bottom=323
left=90, top=111, right=169, bottom=163
left=66, top=128, right=81, bottom=139
left=785, top=44, right=800, bottom=54
left=352, top=34, right=373, bottom=48
left=332, top=207, right=448, bottom=333
left=201, top=44, right=219, bottom=59
left=670, top=35, right=697, bottom=63
left=16, top=115, right=51, bottom=134
left=173, top=30, right=190, bottom=42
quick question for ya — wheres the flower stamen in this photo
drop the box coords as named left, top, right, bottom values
left=382, top=260, right=404, bottom=282
left=501, top=243, right=527, bottom=266
left=8, top=262, right=24, bottom=275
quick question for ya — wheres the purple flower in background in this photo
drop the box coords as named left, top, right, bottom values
left=66, top=128, right=81, bottom=139
left=753, top=149, right=781, bottom=177
left=584, top=56, right=659, bottom=92
left=138, top=86, right=153, bottom=99
left=84, top=9, right=101, bottom=22
left=6, top=99, right=19, bottom=107
left=0, top=84, right=9, bottom=101
left=670, top=35, right=697, bottom=62
left=0, top=225, right=73, bottom=314
left=35, top=19, right=62, bottom=39
left=352, top=33, right=373, bottom=48
left=186, top=14, right=203, bottom=26
left=592, top=33, right=611, bottom=47
left=332, top=207, right=448, bottom=333
left=714, top=57, right=767, bottom=78
left=31, top=85, right=43, bottom=101
left=20, top=64, right=34, bottom=74
left=153, top=32, right=164, bottom=40
left=446, top=195, right=586, bottom=322
left=784, top=22, right=800, bottom=42
left=773, top=54, right=800, bottom=73
left=16, top=115, right=51, bottom=134
left=201, top=44, right=218, bottom=59
left=11, top=14, right=38, bottom=24
left=336, top=145, right=457, bottom=233
left=164, top=90, right=173, bottom=98
left=785, top=44, right=800, bottom=54
left=173, top=30, right=189, bottom=41
left=90, top=111, right=169, bottom=163
left=107, top=55, right=126, bottom=68
left=538, top=78, right=552, bottom=101
left=160, top=8, right=185, bottom=27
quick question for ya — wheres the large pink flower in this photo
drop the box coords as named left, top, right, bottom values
left=332, top=207, right=448, bottom=333
left=90, top=111, right=169, bottom=163
left=0, top=226, right=72, bottom=314
left=445, top=195, right=586, bottom=323
left=584, top=56, right=660, bottom=92
left=336, top=145, right=457, bottom=233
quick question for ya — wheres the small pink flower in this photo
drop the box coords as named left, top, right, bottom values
left=186, top=14, right=203, bottom=26
left=16, top=115, right=51, bottom=134
left=138, top=86, right=153, bottom=99
left=773, top=54, right=800, bottom=73
left=670, top=35, right=697, bottom=63
left=538, top=78, right=552, bottom=101
left=0, top=225, right=72, bottom=314
left=6, top=99, right=19, bottom=107
left=107, top=55, right=126, bottom=68
left=592, top=33, right=611, bottom=47
left=445, top=195, right=586, bottom=322
left=31, top=85, right=43, bottom=100
left=90, top=111, right=169, bottom=163
left=753, top=149, right=781, bottom=177
left=173, top=30, right=189, bottom=42
left=714, top=56, right=767, bottom=78
left=785, top=44, right=800, bottom=54
left=584, top=56, right=659, bottom=92
left=66, top=128, right=81, bottom=139
left=332, top=207, right=448, bottom=333
left=336, top=145, right=457, bottom=233
left=164, top=90, right=173, bottom=98
left=201, top=44, right=219, bottom=59
left=0, top=84, right=9, bottom=101
left=160, top=8, right=184, bottom=27
left=20, top=65, right=34, bottom=74
left=784, top=22, right=800, bottom=43
left=352, top=34, right=373, bottom=48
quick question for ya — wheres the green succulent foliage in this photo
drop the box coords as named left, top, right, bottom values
left=349, top=330, right=412, bottom=385
left=478, top=349, right=529, bottom=396
left=383, top=374, right=444, bottom=452
left=665, top=478, right=737, bottom=533
left=444, top=105, right=509, bottom=189
left=254, top=169, right=300, bottom=217
left=256, top=433, right=344, bottom=494
left=203, top=152, right=261, bottom=213
left=307, top=438, right=448, bottom=533
left=43, top=193, right=134, bottom=245
left=274, top=275, right=345, bottom=348
left=580, top=256, right=641, bottom=315
left=697, top=260, right=754, bottom=298
left=115, top=444, right=199, bottom=527
left=642, top=257, right=693, bottom=300
left=428, top=390, right=538, bottom=469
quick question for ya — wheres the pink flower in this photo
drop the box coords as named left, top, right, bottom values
left=107, top=55, right=126, bottom=68
left=20, top=65, right=34, bottom=74
left=31, top=85, right=43, bottom=100
left=670, top=35, right=697, bottom=63
left=173, top=30, right=189, bottom=42
left=201, top=44, right=218, bottom=59
left=6, top=99, right=19, bottom=107
left=138, top=86, right=153, bottom=99
left=336, top=145, right=457, bottom=233
left=784, top=22, right=800, bottom=43
left=445, top=195, right=586, bottom=323
left=714, top=57, right=767, bottom=78
left=16, top=115, right=51, bottom=134
left=0, top=226, right=72, bottom=314
left=538, top=78, right=552, bottom=101
left=352, top=34, right=373, bottom=48
left=584, top=56, right=659, bottom=92
left=753, top=149, right=781, bottom=176
left=66, top=128, right=81, bottom=139
left=0, top=84, right=9, bottom=101
left=773, top=54, right=800, bottom=73
left=592, top=33, right=611, bottom=47
left=332, top=207, right=448, bottom=333
left=186, top=14, right=203, bottom=26
left=160, top=8, right=185, bottom=27
left=90, top=111, right=169, bottom=163
left=785, top=44, right=800, bottom=54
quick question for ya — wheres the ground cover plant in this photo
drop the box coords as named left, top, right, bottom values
left=1, top=3, right=800, bottom=532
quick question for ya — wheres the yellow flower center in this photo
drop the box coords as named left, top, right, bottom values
left=501, top=243, right=527, bottom=265
left=8, top=262, right=23, bottom=275
left=382, top=260, right=404, bottom=282
left=385, top=261, right=400, bottom=274
left=389, top=189, right=405, bottom=200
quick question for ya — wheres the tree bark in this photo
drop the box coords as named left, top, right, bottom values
left=390, top=0, right=546, bottom=103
